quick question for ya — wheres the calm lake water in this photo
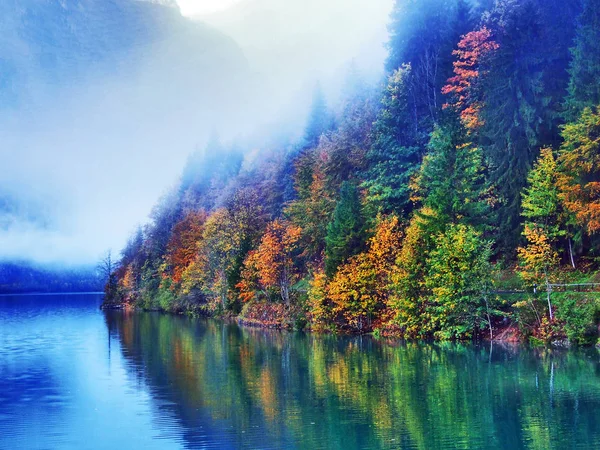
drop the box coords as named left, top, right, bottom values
left=1, top=294, right=600, bottom=449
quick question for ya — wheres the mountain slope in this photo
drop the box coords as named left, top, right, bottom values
left=0, top=0, right=251, bottom=270
left=0, top=0, right=245, bottom=106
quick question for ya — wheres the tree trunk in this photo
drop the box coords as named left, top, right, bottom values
left=484, top=295, right=493, bottom=341
left=544, top=270, right=553, bottom=320
left=280, top=266, right=290, bottom=307
left=220, top=268, right=227, bottom=309
left=568, top=237, right=576, bottom=269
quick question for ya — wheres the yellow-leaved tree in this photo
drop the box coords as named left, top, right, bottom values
left=518, top=148, right=565, bottom=320
left=310, top=215, right=402, bottom=332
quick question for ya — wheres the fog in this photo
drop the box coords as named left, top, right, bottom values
left=0, top=0, right=393, bottom=265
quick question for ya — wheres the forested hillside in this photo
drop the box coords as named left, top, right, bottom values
left=105, top=0, right=600, bottom=344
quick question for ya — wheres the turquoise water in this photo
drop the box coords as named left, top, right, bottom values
left=1, top=294, right=600, bottom=449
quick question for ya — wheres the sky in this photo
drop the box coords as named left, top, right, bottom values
left=0, top=0, right=394, bottom=266
left=176, top=0, right=244, bottom=16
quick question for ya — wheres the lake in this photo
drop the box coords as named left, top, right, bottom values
left=1, top=294, right=600, bottom=449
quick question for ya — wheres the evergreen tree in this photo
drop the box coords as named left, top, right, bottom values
left=324, top=182, right=366, bottom=278
left=363, top=65, right=423, bottom=215
left=518, top=148, right=566, bottom=319
left=414, top=120, right=491, bottom=232
left=303, top=84, right=332, bottom=148
left=426, top=224, right=496, bottom=339
left=565, top=0, right=600, bottom=120
left=478, top=0, right=579, bottom=255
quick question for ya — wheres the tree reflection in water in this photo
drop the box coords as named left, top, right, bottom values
left=104, top=311, right=600, bottom=450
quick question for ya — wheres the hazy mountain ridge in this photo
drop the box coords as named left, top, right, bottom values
left=0, top=261, right=102, bottom=294
left=0, top=0, right=244, bottom=106
left=0, top=0, right=250, bottom=273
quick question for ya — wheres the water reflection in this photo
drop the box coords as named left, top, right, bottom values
left=104, top=311, right=600, bottom=450
left=1, top=296, right=599, bottom=449
left=0, top=294, right=183, bottom=450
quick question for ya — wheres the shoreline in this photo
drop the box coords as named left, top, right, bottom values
left=100, top=299, right=594, bottom=349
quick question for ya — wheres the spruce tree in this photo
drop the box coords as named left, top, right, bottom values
left=324, top=182, right=366, bottom=278
left=565, top=0, right=600, bottom=120
left=363, top=65, right=423, bottom=216
left=303, top=84, right=332, bottom=148
left=416, top=120, right=491, bottom=233
left=477, top=0, right=579, bottom=256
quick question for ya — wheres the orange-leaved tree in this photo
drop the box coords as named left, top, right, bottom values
left=166, top=211, right=207, bottom=284
left=442, top=27, right=499, bottom=131
left=238, top=219, right=302, bottom=306
left=557, top=106, right=600, bottom=235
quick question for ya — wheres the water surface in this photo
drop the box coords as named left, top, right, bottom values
left=1, top=294, right=600, bottom=449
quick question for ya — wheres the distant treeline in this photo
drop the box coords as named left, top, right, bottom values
left=0, top=262, right=103, bottom=294
left=106, top=0, right=600, bottom=345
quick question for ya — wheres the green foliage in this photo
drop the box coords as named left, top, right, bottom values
left=521, top=148, right=564, bottom=239
left=416, top=121, right=491, bottom=231
left=565, top=0, right=600, bottom=120
left=554, top=293, right=600, bottom=345
left=363, top=65, right=423, bottom=215
left=478, top=0, right=580, bottom=255
left=426, top=224, right=497, bottom=339
left=391, top=122, right=499, bottom=340
left=390, top=209, right=433, bottom=338
left=157, top=282, right=176, bottom=312
left=324, top=182, right=367, bottom=278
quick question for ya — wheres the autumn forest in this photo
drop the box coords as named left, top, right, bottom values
left=104, top=0, right=600, bottom=346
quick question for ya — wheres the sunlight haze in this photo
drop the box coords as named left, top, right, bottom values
left=176, top=0, right=244, bottom=16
